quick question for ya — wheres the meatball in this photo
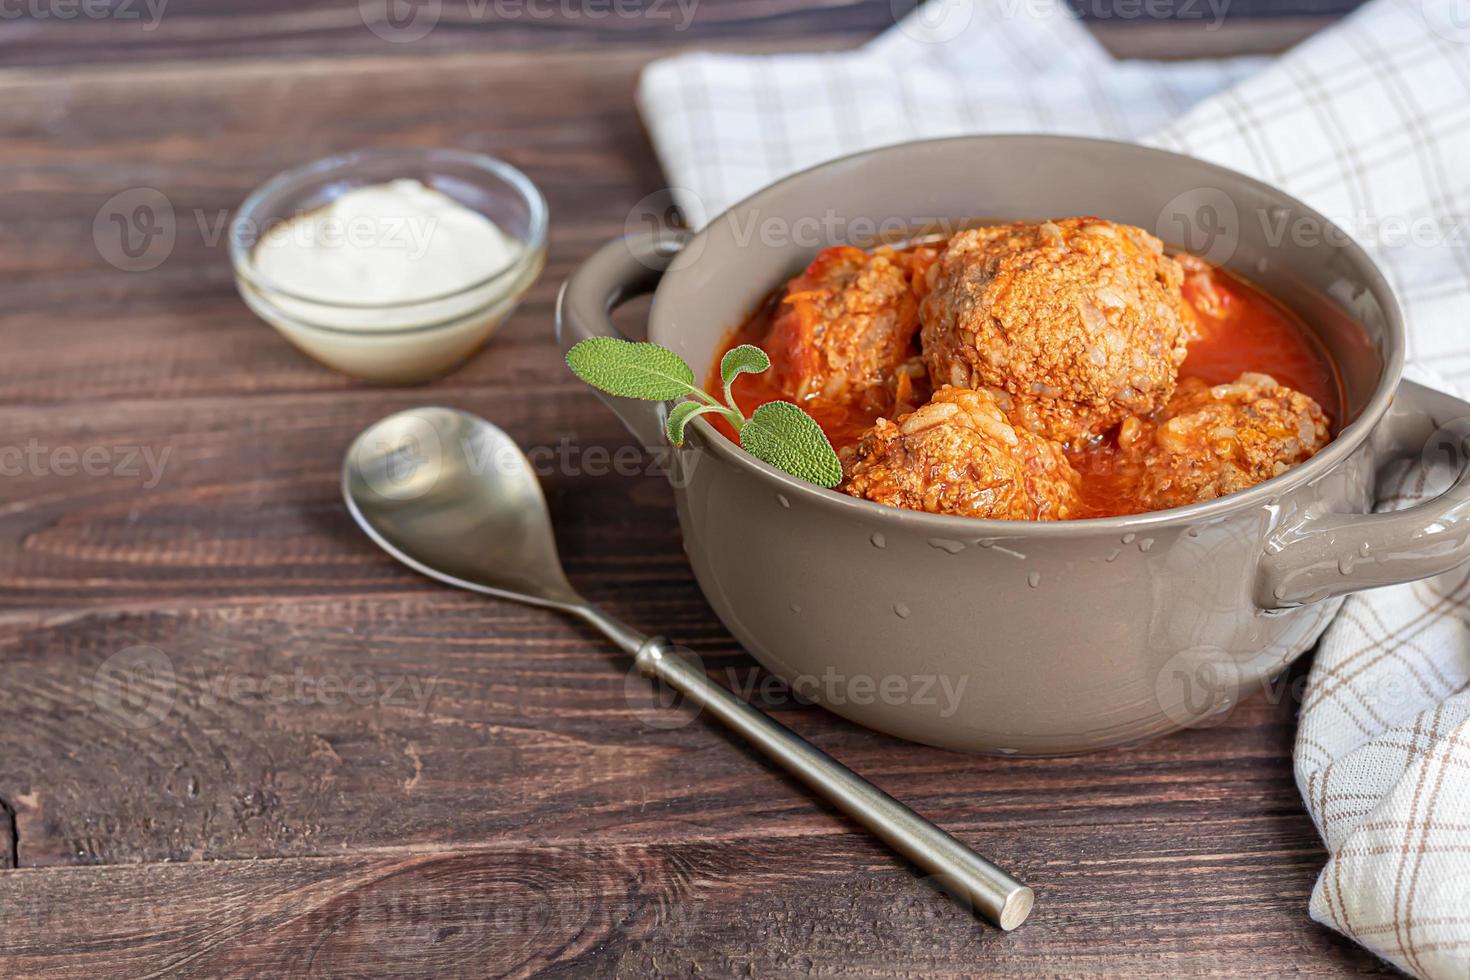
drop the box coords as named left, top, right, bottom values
left=766, top=245, right=924, bottom=416
left=1118, top=373, right=1330, bottom=510
left=920, top=218, right=1193, bottom=446
left=840, top=386, right=1080, bottom=520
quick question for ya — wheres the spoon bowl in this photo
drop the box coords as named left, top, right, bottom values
left=344, top=407, right=580, bottom=607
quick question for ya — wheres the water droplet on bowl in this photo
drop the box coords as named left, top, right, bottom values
left=870, top=532, right=886, bottom=549
left=928, top=538, right=965, bottom=554
left=1027, top=572, right=1042, bottom=589
left=776, top=494, right=790, bottom=509
left=1121, top=533, right=1136, bottom=544
left=1359, top=541, right=1371, bottom=557
left=1338, top=556, right=1356, bottom=575
left=790, top=603, right=802, bottom=614
left=976, top=539, right=1026, bottom=560
left=1106, top=548, right=1122, bottom=563
left=1138, top=537, right=1155, bottom=552
left=893, top=602, right=911, bottom=619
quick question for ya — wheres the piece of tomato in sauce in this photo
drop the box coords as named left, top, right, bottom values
left=707, top=289, right=892, bottom=452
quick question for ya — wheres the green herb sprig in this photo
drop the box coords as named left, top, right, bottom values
left=565, top=338, right=843, bottom=488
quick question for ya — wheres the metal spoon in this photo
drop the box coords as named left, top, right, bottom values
left=342, top=406, right=1034, bottom=930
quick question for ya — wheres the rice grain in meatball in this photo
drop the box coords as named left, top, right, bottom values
left=766, top=245, right=924, bottom=416
left=840, top=386, right=1080, bottom=520
left=920, top=218, right=1193, bottom=446
left=1117, top=372, right=1330, bottom=510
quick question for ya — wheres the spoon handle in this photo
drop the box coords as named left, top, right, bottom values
left=633, top=637, right=1034, bottom=931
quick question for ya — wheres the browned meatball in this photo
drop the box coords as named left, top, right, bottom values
left=921, top=218, right=1193, bottom=446
left=840, top=386, right=1080, bottom=520
left=766, top=245, right=924, bottom=416
left=1117, top=373, right=1330, bottom=510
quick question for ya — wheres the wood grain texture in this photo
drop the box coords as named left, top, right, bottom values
left=0, top=3, right=1389, bottom=976
left=1088, top=15, right=1336, bottom=58
left=0, top=0, right=1327, bottom=68
left=0, top=591, right=1355, bottom=866
left=0, top=0, right=881, bottom=67
left=0, top=824, right=1398, bottom=978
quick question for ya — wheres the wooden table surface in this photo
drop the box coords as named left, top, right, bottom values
left=0, top=2, right=1397, bottom=976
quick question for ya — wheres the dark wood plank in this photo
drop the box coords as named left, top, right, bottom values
left=0, top=385, right=682, bottom=609
left=0, top=0, right=1336, bottom=67
left=1089, top=15, right=1337, bottom=58
left=0, top=812, right=1393, bottom=977
left=0, top=0, right=882, bottom=66
left=0, top=578, right=1321, bottom=862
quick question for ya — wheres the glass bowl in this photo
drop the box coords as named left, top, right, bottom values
left=230, top=148, right=548, bottom=384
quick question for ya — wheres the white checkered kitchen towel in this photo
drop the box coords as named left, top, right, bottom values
left=639, top=1, right=1470, bottom=975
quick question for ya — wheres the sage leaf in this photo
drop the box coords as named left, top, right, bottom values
left=665, top=401, right=727, bottom=447
left=720, top=344, right=771, bottom=389
left=566, top=337, right=697, bottom=401
left=739, top=401, right=843, bottom=488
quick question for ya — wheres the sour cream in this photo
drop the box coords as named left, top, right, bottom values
left=252, top=179, right=524, bottom=309
left=236, top=175, right=544, bottom=383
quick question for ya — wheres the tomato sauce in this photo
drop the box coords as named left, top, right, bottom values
left=708, top=290, right=892, bottom=452
left=708, top=248, right=1344, bottom=519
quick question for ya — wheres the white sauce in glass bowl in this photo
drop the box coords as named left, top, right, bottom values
left=252, top=178, right=524, bottom=313
left=236, top=177, right=543, bottom=383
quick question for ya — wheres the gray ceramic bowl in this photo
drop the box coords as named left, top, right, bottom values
left=557, top=135, right=1470, bottom=755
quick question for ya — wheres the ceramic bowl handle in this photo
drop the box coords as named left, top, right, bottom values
left=1258, top=379, right=1470, bottom=608
left=556, top=230, right=692, bottom=450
